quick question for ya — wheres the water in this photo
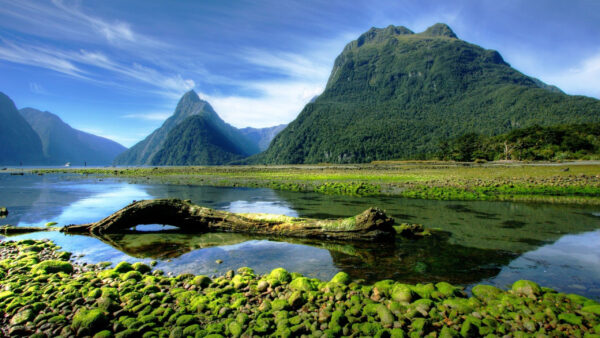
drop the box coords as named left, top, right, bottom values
left=1, top=173, right=599, bottom=299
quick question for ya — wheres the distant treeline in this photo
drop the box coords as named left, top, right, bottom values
left=438, top=123, right=600, bottom=162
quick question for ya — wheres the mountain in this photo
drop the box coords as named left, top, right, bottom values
left=239, top=124, right=287, bottom=151
left=20, top=108, right=126, bottom=165
left=115, top=90, right=260, bottom=165
left=0, top=92, right=44, bottom=165
left=258, top=23, right=600, bottom=164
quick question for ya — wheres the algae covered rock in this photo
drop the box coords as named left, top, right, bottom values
left=72, top=308, right=109, bottom=334
left=31, top=260, right=73, bottom=274
left=330, top=271, right=351, bottom=285
left=289, top=277, right=315, bottom=291
left=268, top=268, right=291, bottom=283
left=511, top=280, right=541, bottom=298
left=471, top=284, right=503, bottom=302
left=113, top=261, right=133, bottom=273
left=391, top=283, right=413, bottom=303
left=10, top=308, right=34, bottom=325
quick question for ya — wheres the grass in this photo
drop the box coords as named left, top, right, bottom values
left=27, top=161, right=600, bottom=204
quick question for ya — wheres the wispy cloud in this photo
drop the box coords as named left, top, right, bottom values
left=0, top=39, right=84, bottom=78
left=0, top=39, right=194, bottom=98
left=121, top=112, right=172, bottom=121
left=199, top=36, right=350, bottom=127
left=543, top=52, right=600, bottom=99
left=29, top=82, right=48, bottom=95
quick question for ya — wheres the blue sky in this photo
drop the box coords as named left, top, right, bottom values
left=0, top=0, right=599, bottom=147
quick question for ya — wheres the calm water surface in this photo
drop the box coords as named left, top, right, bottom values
left=1, top=173, right=599, bottom=299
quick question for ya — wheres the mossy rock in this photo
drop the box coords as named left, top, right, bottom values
left=511, top=280, right=541, bottom=298
left=10, top=308, right=34, bottom=325
left=132, top=262, right=151, bottom=273
left=289, top=277, right=315, bottom=291
left=268, top=268, right=291, bottom=283
left=191, top=275, right=211, bottom=288
left=72, top=308, right=109, bottom=334
left=330, top=272, right=351, bottom=285
left=121, top=270, right=143, bottom=281
left=114, top=262, right=134, bottom=273
left=435, top=282, right=461, bottom=298
left=391, top=283, right=413, bottom=303
left=558, top=313, right=582, bottom=325
left=115, top=329, right=138, bottom=338
left=471, top=284, right=503, bottom=302
left=373, top=280, right=395, bottom=297
left=31, top=260, right=73, bottom=274
left=93, top=330, right=112, bottom=338
left=376, top=304, right=394, bottom=326
left=411, top=283, right=435, bottom=299
left=582, top=305, right=600, bottom=315
left=272, top=298, right=289, bottom=311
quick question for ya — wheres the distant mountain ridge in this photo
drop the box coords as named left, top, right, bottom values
left=115, top=90, right=286, bottom=165
left=239, top=124, right=287, bottom=151
left=20, top=108, right=126, bottom=165
left=0, top=92, right=126, bottom=165
left=257, top=23, right=600, bottom=164
left=0, top=92, right=44, bottom=165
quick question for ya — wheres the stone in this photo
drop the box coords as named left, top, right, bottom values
left=511, top=280, right=541, bottom=298
left=330, top=272, right=351, bottom=285
left=471, top=284, right=503, bottom=302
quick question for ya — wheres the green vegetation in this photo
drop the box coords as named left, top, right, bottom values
left=441, top=123, right=600, bottom=162
left=150, top=115, right=249, bottom=165
left=2, top=239, right=599, bottom=337
left=114, top=91, right=259, bottom=166
left=31, top=162, right=600, bottom=204
left=257, top=24, right=600, bottom=164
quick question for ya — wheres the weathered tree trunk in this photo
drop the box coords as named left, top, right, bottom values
left=1, top=225, right=57, bottom=235
left=61, top=199, right=395, bottom=241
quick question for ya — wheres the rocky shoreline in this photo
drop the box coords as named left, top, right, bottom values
left=1, top=239, right=599, bottom=337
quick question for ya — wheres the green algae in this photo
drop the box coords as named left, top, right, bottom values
left=1, top=239, right=599, bottom=337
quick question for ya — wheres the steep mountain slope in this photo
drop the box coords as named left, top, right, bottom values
left=259, top=23, right=600, bottom=164
left=0, top=92, right=44, bottom=165
left=20, top=108, right=126, bottom=165
left=239, top=124, right=287, bottom=151
left=150, top=115, right=250, bottom=165
left=115, top=90, right=260, bottom=165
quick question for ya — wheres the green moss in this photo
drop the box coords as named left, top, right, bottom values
left=330, top=272, right=351, bottom=285
left=72, top=308, right=109, bottom=334
left=512, top=280, right=541, bottom=298
left=114, top=261, right=133, bottom=273
left=31, top=260, right=73, bottom=274
left=268, top=268, right=291, bottom=283
left=558, top=313, right=582, bottom=325
left=93, top=330, right=112, bottom=338
left=471, top=284, right=503, bottom=302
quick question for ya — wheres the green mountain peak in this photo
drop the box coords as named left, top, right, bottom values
left=421, top=23, right=458, bottom=38
left=257, top=23, right=600, bottom=164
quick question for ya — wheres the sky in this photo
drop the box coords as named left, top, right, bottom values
left=0, top=0, right=599, bottom=147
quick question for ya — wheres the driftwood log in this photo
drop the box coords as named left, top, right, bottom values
left=61, top=199, right=395, bottom=241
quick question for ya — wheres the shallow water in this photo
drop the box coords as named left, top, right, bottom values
left=1, top=173, right=599, bottom=299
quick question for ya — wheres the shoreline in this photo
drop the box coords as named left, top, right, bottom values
left=1, top=239, right=599, bottom=337
left=14, top=162, right=600, bottom=205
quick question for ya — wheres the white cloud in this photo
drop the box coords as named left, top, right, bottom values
left=0, top=39, right=194, bottom=98
left=121, top=112, right=172, bottom=121
left=201, top=81, right=324, bottom=128
left=0, top=39, right=84, bottom=78
left=29, top=82, right=48, bottom=95
left=543, top=52, right=600, bottom=99
left=198, top=42, right=348, bottom=128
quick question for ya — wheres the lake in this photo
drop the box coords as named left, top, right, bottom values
left=1, top=173, right=599, bottom=299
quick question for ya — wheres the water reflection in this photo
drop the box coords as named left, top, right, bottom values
left=1, top=173, right=599, bottom=299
